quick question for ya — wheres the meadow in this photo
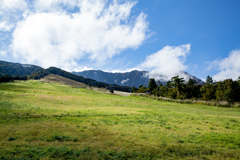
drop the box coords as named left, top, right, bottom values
left=0, top=80, right=240, bottom=159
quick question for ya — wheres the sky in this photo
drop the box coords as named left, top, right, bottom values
left=0, top=0, right=240, bottom=81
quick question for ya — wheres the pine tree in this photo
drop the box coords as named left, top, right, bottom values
left=148, top=78, right=157, bottom=92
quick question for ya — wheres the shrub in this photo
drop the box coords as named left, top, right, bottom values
left=8, top=137, right=17, bottom=141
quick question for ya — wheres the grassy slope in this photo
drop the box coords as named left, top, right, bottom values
left=0, top=80, right=239, bottom=159
left=40, top=74, right=88, bottom=88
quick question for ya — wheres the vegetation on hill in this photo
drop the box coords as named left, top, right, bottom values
left=0, top=60, right=239, bottom=102
left=31, top=67, right=132, bottom=92
left=0, top=80, right=239, bottom=159
left=0, top=60, right=43, bottom=77
left=137, top=75, right=240, bottom=103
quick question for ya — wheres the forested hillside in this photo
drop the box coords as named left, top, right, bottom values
left=0, top=61, right=43, bottom=77
left=141, top=75, right=240, bottom=103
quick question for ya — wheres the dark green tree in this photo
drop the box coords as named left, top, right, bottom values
left=238, top=76, right=240, bottom=86
left=188, top=78, right=197, bottom=86
left=200, top=83, right=216, bottom=100
left=206, top=75, right=213, bottom=84
left=14, top=75, right=20, bottom=80
left=132, top=86, right=137, bottom=93
left=137, top=86, right=148, bottom=93
left=216, top=79, right=240, bottom=103
left=110, top=87, right=114, bottom=93
left=166, top=81, right=172, bottom=91
left=0, top=75, right=14, bottom=82
left=215, top=81, right=224, bottom=101
left=171, top=76, right=185, bottom=98
left=186, top=78, right=198, bottom=98
left=148, top=78, right=157, bottom=92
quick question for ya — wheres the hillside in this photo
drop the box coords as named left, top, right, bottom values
left=40, top=74, right=88, bottom=88
left=0, top=80, right=239, bottom=159
left=32, top=67, right=131, bottom=92
left=72, top=70, right=205, bottom=88
left=0, top=60, right=43, bottom=77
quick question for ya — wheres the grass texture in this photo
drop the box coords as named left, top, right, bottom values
left=0, top=80, right=240, bottom=159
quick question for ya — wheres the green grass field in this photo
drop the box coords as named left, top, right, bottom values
left=0, top=80, right=240, bottom=159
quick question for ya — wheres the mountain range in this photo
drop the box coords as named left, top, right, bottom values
left=0, top=60, right=204, bottom=88
left=72, top=70, right=205, bottom=88
left=0, top=60, right=43, bottom=77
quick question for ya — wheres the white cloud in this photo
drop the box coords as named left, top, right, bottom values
left=0, top=21, right=14, bottom=31
left=0, top=0, right=27, bottom=32
left=0, top=0, right=27, bottom=11
left=121, top=78, right=129, bottom=84
left=0, top=50, right=6, bottom=56
left=140, top=44, right=190, bottom=81
left=212, top=49, right=240, bottom=81
left=103, top=67, right=141, bottom=73
left=34, top=0, right=79, bottom=13
left=10, top=0, right=148, bottom=70
left=73, top=66, right=94, bottom=72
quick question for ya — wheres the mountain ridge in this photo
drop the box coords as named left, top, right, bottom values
left=72, top=70, right=205, bottom=87
left=0, top=60, right=43, bottom=77
left=0, top=60, right=204, bottom=88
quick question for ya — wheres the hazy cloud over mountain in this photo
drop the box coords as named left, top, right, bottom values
left=140, top=44, right=190, bottom=81
left=121, top=78, right=129, bottom=84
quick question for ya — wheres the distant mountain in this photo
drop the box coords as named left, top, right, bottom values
left=0, top=60, right=43, bottom=77
left=0, top=60, right=204, bottom=89
left=72, top=70, right=149, bottom=88
left=72, top=70, right=205, bottom=88
left=181, top=71, right=205, bottom=85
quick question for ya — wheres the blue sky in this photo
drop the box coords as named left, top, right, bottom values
left=0, top=0, right=240, bottom=81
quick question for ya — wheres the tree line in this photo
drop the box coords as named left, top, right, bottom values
left=133, top=75, right=240, bottom=103
left=0, top=75, right=28, bottom=82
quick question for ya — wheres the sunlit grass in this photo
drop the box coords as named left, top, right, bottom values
left=0, top=80, right=240, bottom=159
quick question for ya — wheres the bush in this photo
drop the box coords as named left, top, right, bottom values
left=46, top=135, right=77, bottom=142
left=8, top=137, right=17, bottom=141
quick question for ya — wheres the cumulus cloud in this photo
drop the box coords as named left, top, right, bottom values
left=0, top=21, right=14, bottom=31
left=34, top=0, right=74, bottom=10
left=10, top=0, right=148, bottom=70
left=0, top=0, right=27, bottom=32
left=212, top=49, right=240, bottom=81
left=140, top=44, right=190, bottom=81
left=0, top=0, right=27, bottom=11
left=121, top=78, right=129, bottom=84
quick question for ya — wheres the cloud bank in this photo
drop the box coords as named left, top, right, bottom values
left=212, top=49, right=240, bottom=81
left=140, top=44, right=190, bottom=81
left=0, top=0, right=149, bottom=70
